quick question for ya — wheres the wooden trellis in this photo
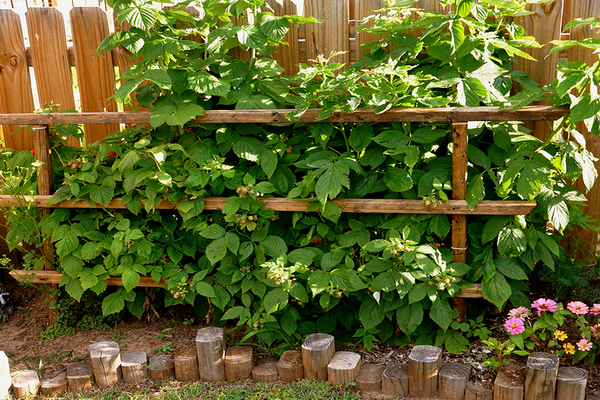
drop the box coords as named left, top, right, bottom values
left=0, top=105, right=570, bottom=319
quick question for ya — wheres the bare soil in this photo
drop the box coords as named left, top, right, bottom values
left=2, top=276, right=600, bottom=399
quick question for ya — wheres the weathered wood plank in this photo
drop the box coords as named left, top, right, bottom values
left=565, top=0, right=600, bottom=261
left=267, top=0, right=300, bottom=75
left=70, top=6, right=119, bottom=144
left=452, top=122, right=468, bottom=319
left=0, top=195, right=537, bottom=215
left=0, top=9, right=34, bottom=150
left=9, top=269, right=168, bottom=286
left=0, top=106, right=570, bottom=125
left=304, top=0, right=350, bottom=66
left=26, top=7, right=79, bottom=147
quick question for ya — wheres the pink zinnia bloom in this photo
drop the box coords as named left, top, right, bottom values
left=507, top=306, right=531, bottom=321
left=577, top=338, right=593, bottom=351
left=589, top=304, right=600, bottom=315
left=531, top=298, right=558, bottom=316
left=567, top=301, right=589, bottom=315
left=505, top=318, right=525, bottom=335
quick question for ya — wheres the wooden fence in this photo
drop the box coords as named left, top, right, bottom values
left=1, top=0, right=600, bottom=259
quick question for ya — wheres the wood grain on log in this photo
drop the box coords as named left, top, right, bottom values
left=12, top=370, right=40, bottom=399
left=40, top=370, right=68, bottom=396
left=494, top=370, right=524, bottom=400
left=524, top=352, right=559, bottom=400
left=556, top=367, right=588, bottom=400
left=224, top=346, right=253, bottom=381
left=302, top=333, right=335, bottom=381
left=278, top=350, right=303, bottom=382
left=465, top=382, right=493, bottom=400
left=327, top=351, right=361, bottom=384
left=438, top=363, right=471, bottom=400
left=89, top=341, right=121, bottom=387
left=252, top=361, right=279, bottom=383
left=0, top=351, right=10, bottom=400
left=355, top=363, right=385, bottom=392
left=196, top=327, right=226, bottom=382
left=174, top=346, right=199, bottom=382
left=66, top=362, right=95, bottom=390
left=121, top=351, right=148, bottom=384
left=408, top=345, right=442, bottom=398
left=381, top=364, right=409, bottom=396
left=149, top=355, right=174, bottom=381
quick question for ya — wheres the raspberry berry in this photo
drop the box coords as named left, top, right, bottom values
left=435, top=244, right=441, bottom=248
left=313, top=238, right=319, bottom=244
left=149, top=340, right=154, bottom=344
left=108, top=150, right=116, bottom=157
left=31, top=150, right=36, bottom=156
left=241, top=188, right=248, bottom=193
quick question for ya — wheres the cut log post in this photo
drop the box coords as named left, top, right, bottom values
left=302, top=333, right=335, bottom=381
left=524, top=352, right=559, bottom=400
left=149, top=355, right=175, bottom=381
left=556, top=367, right=588, bottom=400
left=494, top=370, right=524, bottom=400
left=196, top=327, right=226, bottom=382
left=0, top=351, right=10, bottom=400
left=12, top=370, right=40, bottom=399
left=408, top=345, right=442, bottom=398
left=224, top=346, right=253, bottom=381
left=67, top=362, right=95, bottom=390
left=327, top=351, right=361, bottom=385
left=89, top=341, right=121, bottom=387
left=278, top=350, right=303, bottom=382
left=174, top=346, right=199, bottom=382
left=439, top=363, right=471, bottom=400
left=40, top=370, right=68, bottom=396
left=355, top=363, right=385, bottom=392
left=587, top=393, right=600, bottom=400
left=121, top=351, right=148, bottom=384
left=252, top=361, right=279, bottom=383
left=465, top=382, right=493, bottom=400
left=382, top=364, right=409, bottom=397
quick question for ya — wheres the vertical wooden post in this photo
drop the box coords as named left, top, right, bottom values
left=452, top=122, right=468, bottom=321
left=267, top=0, right=300, bottom=75
left=524, top=352, right=559, bottom=400
left=304, top=0, right=350, bottom=67
left=33, top=124, right=57, bottom=322
left=354, top=0, right=386, bottom=60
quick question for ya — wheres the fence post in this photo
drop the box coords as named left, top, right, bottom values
left=304, top=0, right=350, bottom=67
left=452, top=122, right=468, bottom=320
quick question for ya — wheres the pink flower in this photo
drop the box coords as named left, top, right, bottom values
left=577, top=338, right=592, bottom=351
left=507, top=306, right=531, bottom=321
left=589, top=304, right=600, bottom=315
left=505, top=318, right=525, bottom=335
left=567, top=301, right=589, bottom=315
left=531, top=299, right=558, bottom=316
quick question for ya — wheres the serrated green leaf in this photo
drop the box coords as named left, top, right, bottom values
left=495, top=257, right=528, bottom=280
left=201, top=224, right=226, bottom=239
left=482, top=216, right=510, bottom=244
left=359, top=297, right=384, bottom=330
left=102, top=292, right=125, bottom=316
left=397, top=302, right=423, bottom=334
left=308, top=270, right=330, bottom=296
left=122, top=268, right=140, bottom=292
left=498, top=226, right=527, bottom=256
left=430, top=298, right=452, bottom=330
left=225, top=232, right=240, bottom=254
left=206, top=237, right=227, bottom=264
left=260, top=149, right=278, bottom=178
left=90, top=186, right=114, bottom=206
left=481, top=272, right=511, bottom=309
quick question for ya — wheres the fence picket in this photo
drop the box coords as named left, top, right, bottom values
left=566, top=0, right=600, bottom=260
left=354, top=0, right=385, bottom=59
left=304, top=0, right=350, bottom=66
left=0, top=9, right=34, bottom=150
left=70, top=6, right=119, bottom=144
left=26, top=7, right=79, bottom=146
left=267, top=0, right=300, bottom=75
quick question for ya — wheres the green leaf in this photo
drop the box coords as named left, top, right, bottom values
left=322, top=202, right=342, bottom=223
left=456, top=0, right=473, bottom=18
left=397, top=302, right=423, bottom=334
left=495, top=257, right=528, bottom=280
left=195, top=282, right=215, bottom=298
left=289, top=282, right=309, bottom=303
left=482, top=216, right=510, bottom=244
left=63, top=276, right=84, bottom=302
left=90, top=186, right=114, bottom=206
left=409, top=283, right=428, bottom=304
left=315, top=168, right=342, bottom=204
left=61, top=254, right=84, bottom=278
left=78, top=268, right=99, bottom=290
left=188, top=71, right=230, bottom=97
left=384, top=168, right=413, bottom=192
left=330, top=269, right=367, bottom=291
left=280, top=310, right=298, bottom=336
left=445, top=333, right=469, bottom=354
left=430, top=298, right=452, bottom=330
left=466, top=173, right=485, bottom=209
left=233, top=136, right=262, bottom=162
left=237, top=25, right=269, bottom=53
left=222, top=306, right=246, bottom=320
left=364, top=239, right=390, bottom=253
left=481, top=273, right=511, bottom=309
left=102, top=292, right=125, bottom=316
left=571, top=93, right=600, bottom=123
left=359, top=297, right=384, bottom=330
left=456, top=77, right=486, bottom=107
left=308, top=270, right=330, bottom=296
left=225, top=232, right=240, bottom=254
left=120, top=5, right=158, bottom=30
left=261, top=236, right=288, bottom=258
left=429, top=215, right=450, bottom=238
left=536, top=231, right=560, bottom=256
left=143, top=69, right=171, bottom=89
left=122, top=268, right=140, bottom=292
left=206, top=237, right=227, bottom=265
left=126, top=293, right=144, bottom=319
left=201, top=224, right=226, bottom=239
left=548, top=199, right=569, bottom=233
left=260, top=149, right=278, bottom=179
left=364, top=259, right=394, bottom=273
left=498, top=226, right=527, bottom=256
left=468, top=145, right=491, bottom=169
left=56, top=234, right=79, bottom=257
left=349, top=124, right=373, bottom=152
left=264, top=287, right=288, bottom=313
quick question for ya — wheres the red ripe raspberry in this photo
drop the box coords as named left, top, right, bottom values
left=149, top=340, right=154, bottom=344
left=31, top=150, right=36, bottom=156
left=165, top=188, right=169, bottom=193
left=241, top=188, right=248, bottom=193
left=313, top=238, right=319, bottom=244
left=435, top=244, right=441, bottom=248
left=108, top=150, right=116, bottom=157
